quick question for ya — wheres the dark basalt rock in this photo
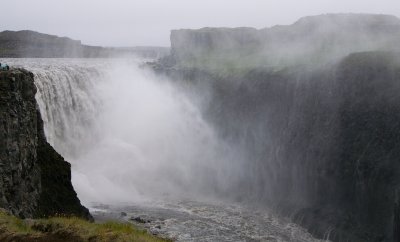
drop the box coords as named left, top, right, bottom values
left=154, top=51, right=400, bottom=241
left=0, top=69, right=40, bottom=218
left=130, top=216, right=149, bottom=224
left=0, top=68, right=91, bottom=220
left=158, top=16, right=400, bottom=240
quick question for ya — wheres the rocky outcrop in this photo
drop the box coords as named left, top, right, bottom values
left=0, top=69, right=40, bottom=218
left=0, top=68, right=91, bottom=220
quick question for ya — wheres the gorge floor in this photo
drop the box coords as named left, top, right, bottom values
left=91, top=200, right=328, bottom=242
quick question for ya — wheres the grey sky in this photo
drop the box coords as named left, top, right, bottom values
left=1, top=0, right=400, bottom=47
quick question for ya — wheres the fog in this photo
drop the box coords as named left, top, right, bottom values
left=72, top=61, right=245, bottom=204
left=5, top=7, right=400, bottom=239
left=1, top=0, right=400, bottom=46
left=4, top=58, right=246, bottom=205
left=168, top=13, right=400, bottom=72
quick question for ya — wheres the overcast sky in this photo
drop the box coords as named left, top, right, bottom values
left=1, top=0, right=400, bottom=47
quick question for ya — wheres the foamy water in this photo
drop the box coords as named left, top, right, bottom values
left=92, top=200, right=327, bottom=242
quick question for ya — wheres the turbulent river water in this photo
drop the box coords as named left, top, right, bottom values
left=5, top=58, right=327, bottom=242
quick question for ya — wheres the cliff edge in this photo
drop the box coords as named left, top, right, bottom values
left=0, top=68, right=91, bottom=220
left=168, top=14, right=400, bottom=69
left=0, top=30, right=170, bottom=58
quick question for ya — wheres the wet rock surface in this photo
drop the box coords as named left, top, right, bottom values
left=0, top=68, right=90, bottom=219
left=0, top=69, right=40, bottom=218
left=130, top=216, right=150, bottom=223
left=154, top=51, right=400, bottom=241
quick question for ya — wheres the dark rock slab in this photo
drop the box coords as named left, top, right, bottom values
left=0, top=68, right=91, bottom=220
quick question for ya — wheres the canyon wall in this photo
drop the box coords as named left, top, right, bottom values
left=155, top=14, right=400, bottom=241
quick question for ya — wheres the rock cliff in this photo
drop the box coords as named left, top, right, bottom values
left=154, top=13, right=400, bottom=241
left=169, top=14, right=400, bottom=69
left=157, top=50, right=400, bottom=242
left=0, top=30, right=169, bottom=58
left=0, top=68, right=91, bottom=220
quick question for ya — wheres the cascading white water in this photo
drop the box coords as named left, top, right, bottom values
left=70, top=60, right=244, bottom=204
left=5, top=59, right=107, bottom=158
left=6, top=58, right=243, bottom=205
left=4, top=58, right=326, bottom=241
left=35, top=63, right=105, bottom=158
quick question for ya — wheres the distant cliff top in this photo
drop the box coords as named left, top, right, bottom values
left=291, top=13, right=400, bottom=28
left=0, top=30, right=86, bottom=58
left=0, top=30, right=81, bottom=45
left=168, top=13, right=400, bottom=70
left=0, top=30, right=169, bottom=58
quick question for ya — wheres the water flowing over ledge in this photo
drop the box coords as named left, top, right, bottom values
left=5, top=58, right=326, bottom=241
left=8, top=50, right=400, bottom=241
left=0, top=67, right=90, bottom=220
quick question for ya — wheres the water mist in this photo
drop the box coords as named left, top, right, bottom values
left=13, top=59, right=243, bottom=205
left=4, top=58, right=327, bottom=241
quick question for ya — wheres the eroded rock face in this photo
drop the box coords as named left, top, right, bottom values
left=0, top=69, right=90, bottom=220
left=0, top=69, right=40, bottom=218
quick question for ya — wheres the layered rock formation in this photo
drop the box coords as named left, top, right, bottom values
left=0, top=68, right=91, bottom=219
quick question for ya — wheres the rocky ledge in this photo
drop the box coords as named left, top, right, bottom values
left=0, top=68, right=91, bottom=220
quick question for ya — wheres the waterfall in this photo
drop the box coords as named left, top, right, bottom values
left=35, top=63, right=105, bottom=158
left=7, top=58, right=243, bottom=205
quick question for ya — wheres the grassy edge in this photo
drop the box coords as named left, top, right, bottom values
left=0, top=209, right=171, bottom=242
